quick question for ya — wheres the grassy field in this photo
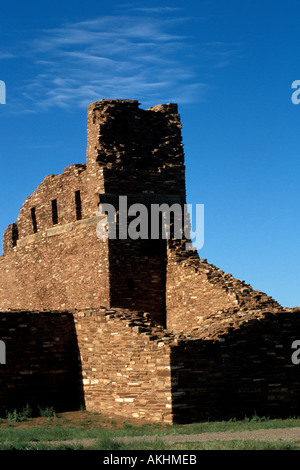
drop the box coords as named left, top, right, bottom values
left=0, top=407, right=300, bottom=450
left=1, top=440, right=299, bottom=450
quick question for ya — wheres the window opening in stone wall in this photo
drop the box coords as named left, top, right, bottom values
left=75, top=190, right=82, bottom=220
left=140, top=209, right=166, bottom=257
left=51, top=199, right=58, bottom=225
left=128, top=278, right=135, bottom=292
left=31, top=207, right=37, bottom=233
left=12, top=223, right=18, bottom=247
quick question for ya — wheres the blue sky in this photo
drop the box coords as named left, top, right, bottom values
left=0, top=0, right=299, bottom=307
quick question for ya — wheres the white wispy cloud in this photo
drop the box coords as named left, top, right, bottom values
left=130, top=7, right=182, bottom=13
left=0, top=52, right=15, bottom=60
left=12, top=9, right=241, bottom=111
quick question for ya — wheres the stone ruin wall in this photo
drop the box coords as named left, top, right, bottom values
left=0, top=223, right=110, bottom=311
left=76, top=306, right=300, bottom=423
left=1, top=305, right=300, bottom=423
left=0, top=99, right=300, bottom=423
left=165, top=241, right=281, bottom=333
left=87, top=100, right=186, bottom=197
left=0, top=310, right=82, bottom=415
left=0, top=100, right=187, bottom=323
left=0, top=159, right=110, bottom=311
left=170, top=307, right=300, bottom=422
left=0, top=98, right=277, bottom=325
left=88, top=99, right=187, bottom=325
left=0, top=308, right=174, bottom=422
left=74, top=308, right=173, bottom=423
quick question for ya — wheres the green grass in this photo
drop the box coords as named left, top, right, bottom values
left=1, top=412, right=300, bottom=450
left=5, top=403, right=33, bottom=423
left=0, top=438, right=299, bottom=451
left=109, top=415, right=300, bottom=437
left=37, top=406, right=56, bottom=418
left=113, top=439, right=300, bottom=451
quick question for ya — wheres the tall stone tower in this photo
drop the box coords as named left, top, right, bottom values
left=0, top=100, right=188, bottom=326
left=1, top=99, right=299, bottom=425
left=86, top=100, right=187, bottom=326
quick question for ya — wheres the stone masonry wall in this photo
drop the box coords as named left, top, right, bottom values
left=0, top=306, right=175, bottom=422
left=86, top=100, right=186, bottom=198
left=166, top=252, right=236, bottom=333
left=170, top=308, right=300, bottom=423
left=1, top=306, right=300, bottom=424
left=0, top=99, right=299, bottom=424
left=86, top=100, right=187, bottom=324
left=0, top=310, right=83, bottom=415
left=166, top=241, right=281, bottom=334
left=74, top=307, right=174, bottom=423
left=0, top=221, right=109, bottom=311
left=0, top=100, right=190, bottom=326
left=3, top=164, right=99, bottom=253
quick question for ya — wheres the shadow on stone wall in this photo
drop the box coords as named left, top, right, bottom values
left=0, top=311, right=84, bottom=416
left=170, top=310, right=300, bottom=424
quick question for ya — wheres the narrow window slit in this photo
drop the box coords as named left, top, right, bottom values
left=51, top=199, right=58, bottom=225
left=128, top=278, right=135, bottom=292
left=12, top=223, right=18, bottom=247
left=31, top=207, right=37, bottom=233
left=75, top=190, right=82, bottom=220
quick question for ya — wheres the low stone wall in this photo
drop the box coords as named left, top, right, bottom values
left=170, top=309, right=300, bottom=423
left=74, top=308, right=174, bottom=423
left=0, top=307, right=175, bottom=423
left=166, top=252, right=237, bottom=333
left=1, top=306, right=300, bottom=424
left=166, top=243, right=280, bottom=334
left=0, top=310, right=83, bottom=415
